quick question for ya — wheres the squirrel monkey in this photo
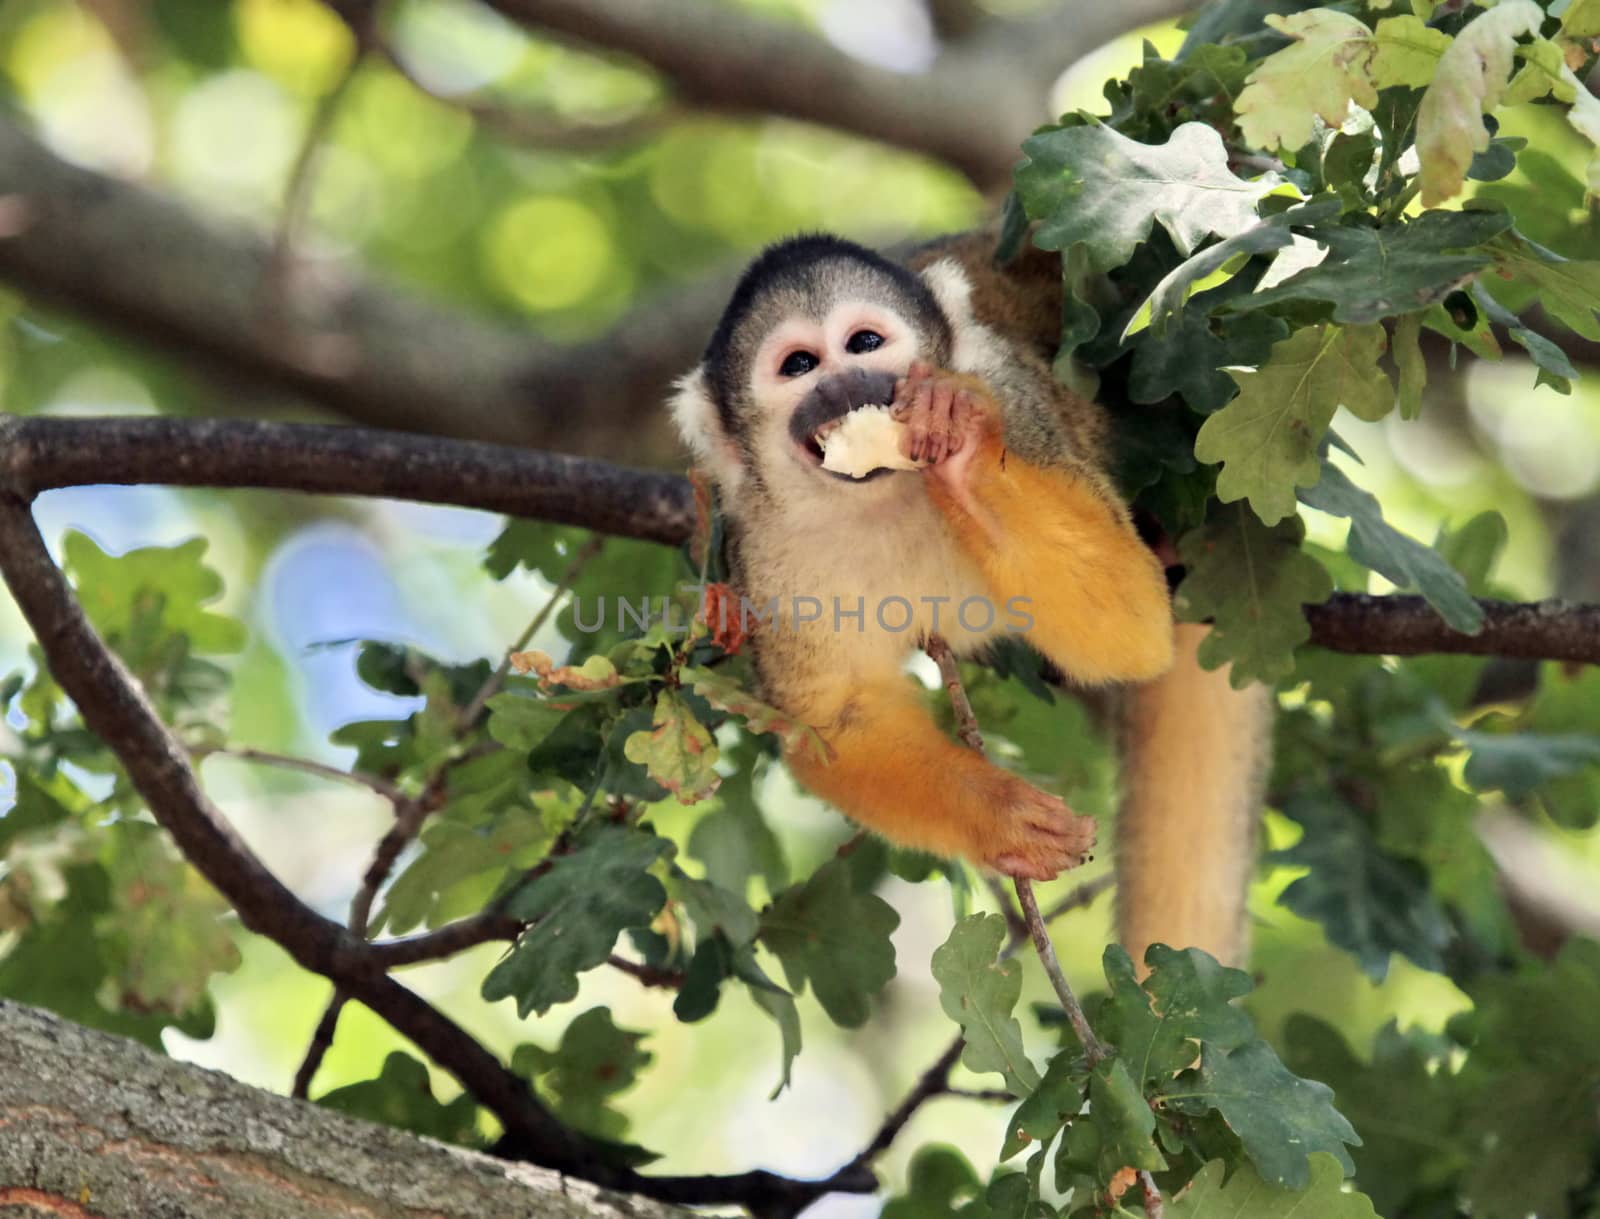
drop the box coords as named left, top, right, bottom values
left=670, top=234, right=1271, bottom=967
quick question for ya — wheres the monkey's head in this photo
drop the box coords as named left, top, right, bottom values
left=670, top=235, right=960, bottom=511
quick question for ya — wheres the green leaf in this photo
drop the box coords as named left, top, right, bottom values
left=1131, top=261, right=1293, bottom=415
left=687, top=738, right=788, bottom=897
left=1195, top=325, right=1392, bottom=525
left=1235, top=9, right=1378, bottom=152
left=1298, top=459, right=1484, bottom=633
left=1167, top=1154, right=1379, bottom=1218
left=1089, top=1055, right=1165, bottom=1177
left=1274, top=789, right=1452, bottom=979
left=482, top=825, right=673, bottom=1017
left=1000, top=1050, right=1087, bottom=1160
left=883, top=1146, right=989, bottom=1219
left=1099, top=944, right=1255, bottom=1088
left=97, top=822, right=241, bottom=1016
left=317, top=1051, right=480, bottom=1145
left=512, top=1006, right=651, bottom=1140
left=758, top=857, right=898, bottom=1028
left=622, top=688, right=720, bottom=804
left=1283, top=1017, right=1463, bottom=1216
left=484, top=692, right=569, bottom=752
left=1416, top=0, right=1545, bottom=206
left=680, top=665, right=828, bottom=761
left=930, top=913, right=1039, bottom=1095
left=749, top=983, right=803, bottom=1097
left=1468, top=282, right=1577, bottom=393
left=63, top=532, right=246, bottom=656
left=1391, top=311, right=1426, bottom=419
left=378, top=804, right=551, bottom=935
left=1174, top=507, right=1333, bottom=687
left=1485, top=233, right=1600, bottom=342
left=1017, top=121, right=1278, bottom=274
left=1227, top=210, right=1511, bottom=325
left=1454, top=717, right=1600, bottom=802
left=1458, top=940, right=1600, bottom=1219
left=1171, top=1038, right=1360, bottom=1188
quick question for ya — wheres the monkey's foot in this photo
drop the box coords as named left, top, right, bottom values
left=982, top=779, right=1096, bottom=881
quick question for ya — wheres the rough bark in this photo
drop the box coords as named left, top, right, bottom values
left=0, top=1000, right=689, bottom=1219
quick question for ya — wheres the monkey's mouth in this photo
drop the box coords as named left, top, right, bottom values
left=789, top=368, right=900, bottom=481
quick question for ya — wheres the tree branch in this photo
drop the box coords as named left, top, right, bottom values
left=0, top=115, right=716, bottom=458
left=0, top=999, right=692, bottom=1219
left=0, top=413, right=694, bottom=546
left=4, top=410, right=1598, bottom=665
left=489, top=0, right=1197, bottom=186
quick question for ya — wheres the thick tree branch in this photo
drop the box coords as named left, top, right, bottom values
left=0, top=1000, right=690, bottom=1219
left=4, top=410, right=1598, bottom=665
left=490, top=0, right=1195, bottom=186
left=0, top=490, right=873, bottom=1212
left=0, top=413, right=694, bottom=546
left=0, top=116, right=713, bottom=458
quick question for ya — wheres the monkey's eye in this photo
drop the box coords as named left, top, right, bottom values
left=779, top=350, right=819, bottom=378
left=846, top=329, right=885, bottom=354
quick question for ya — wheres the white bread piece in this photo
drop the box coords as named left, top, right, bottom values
left=818, top=406, right=928, bottom=478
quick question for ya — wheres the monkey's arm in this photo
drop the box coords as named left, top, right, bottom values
left=779, top=670, right=1094, bottom=880
left=908, top=372, right=1174, bottom=686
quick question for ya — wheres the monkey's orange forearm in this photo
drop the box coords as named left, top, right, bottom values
left=784, top=677, right=1093, bottom=878
left=927, top=426, right=1174, bottom=686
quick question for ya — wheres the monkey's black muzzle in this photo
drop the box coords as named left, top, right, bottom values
left=787, top=368, right=900, bottom=453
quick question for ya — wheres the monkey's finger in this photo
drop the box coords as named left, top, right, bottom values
left=904, top=377, right=934, bottom=461
left=890, top=377, right=910, bottom=419
left=992, top=854, right=1057, bottom=882
left=925, top=379, right=957, bottom=463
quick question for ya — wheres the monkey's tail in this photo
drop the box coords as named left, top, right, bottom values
left=1113, top=623, right=1274, bottom=971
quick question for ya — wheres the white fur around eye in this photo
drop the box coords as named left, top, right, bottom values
left=668, top=367, right=745, bottom=498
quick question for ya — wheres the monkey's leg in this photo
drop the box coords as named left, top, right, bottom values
left=785, top=677, right=1094, bottom=880
left=916, top=388, right=1174, bottom=686
left=1115, top=624, right=1273, bottom=970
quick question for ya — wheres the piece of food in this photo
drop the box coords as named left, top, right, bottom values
left=817, top=406, right=927, bottom=478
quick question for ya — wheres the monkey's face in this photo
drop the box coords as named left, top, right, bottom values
left=748, top=299, right=921, bottom=487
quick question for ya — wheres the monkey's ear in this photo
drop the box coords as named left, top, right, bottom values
left=918, top=258, right=1003, bottom=374
left=669, top=366, right=745, bottom=497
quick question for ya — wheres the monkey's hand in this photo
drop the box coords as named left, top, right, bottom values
left=892, top=362, right=997, bottom=489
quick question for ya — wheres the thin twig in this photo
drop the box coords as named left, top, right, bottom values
left=1015, top=878, right=1109, bottom=1064
left=194, top=745, right=404, bottom=804
left=924, top=632, right=1111, bottom=1065
left=848, top=1038, right=964, bottom=1170
left=266, top=37, right=370, bottom=311
left=606, top=955, right=687, bottom=989
left=458, top=534, right=606, bottom=730
left=1140, top=1169, right=1165, bottom=1218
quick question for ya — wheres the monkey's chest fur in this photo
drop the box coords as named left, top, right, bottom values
left=727, top=479, right=997, bottom=714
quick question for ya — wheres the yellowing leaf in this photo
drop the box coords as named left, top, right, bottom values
left=1195, top=325, right=1392, bottom=525
left=1371, top=15, right=1451, bottom=89
left=1560, top=0, right=1600, bottom=37
left=1237, top=9, right=1377, bottom=151
left=622, top=689, right=720, bottom=804
left=1416, top=0, right=1545, bottom=205
left=680, top=665, right=829, bottom=765
left=509, top=650, right=623, bottom=692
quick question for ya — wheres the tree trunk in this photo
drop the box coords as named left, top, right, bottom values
left=0, top=1001, right=691, bottom=1219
